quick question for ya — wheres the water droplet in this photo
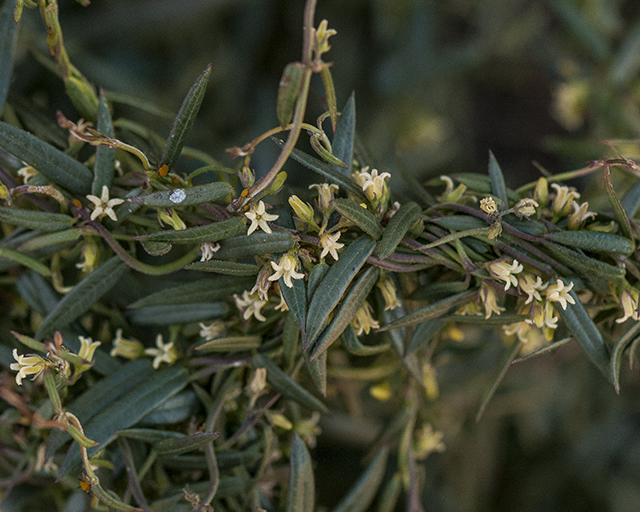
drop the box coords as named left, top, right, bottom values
left=168, top=189, right=186, bottom=204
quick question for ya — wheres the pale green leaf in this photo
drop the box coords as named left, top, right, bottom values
left=287, top=434, right=315, bottom=512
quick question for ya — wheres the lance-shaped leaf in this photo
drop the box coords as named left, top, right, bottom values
left=281, top=275, right=307, bottom=337
left=621, top=179, right=640, bottom=218
left=0, top=205, right=75, bottom=232
left=556, top=281, right=612, bottom=384
left=154, top=432, right=220, bottom=457
left=35, top=256, right=128, bottom=339
left=341, top=324, right=389, bottom=356
left=603, top=166, right=632, bottom=239
left=610, top=321, right=640, bottom=393
left=452, top=173, right=519, bottom=202
left=58, top=365, right=189, bottom=479
left=0, top=248, right=51, bottom=276
left=0, top=0, right=18, bottom=112
left=488, top=150, right=509, bottom=207
left=0, top=121, right=92, bottom=194
left=133, top=216, right=245, bottom=245
left=92, top=91, right=115, bottom=195
left=307, top=262, right=329, bottom=301
left=406, top=319, right=445, bottom=355
left=331, top=94, right=356, bottom=177
left=196, top=336, right=262, bottom=352
left=129, top=276, right=254, bottom=308
left=287, top=434, right=315, bottom=512
left=332, top=446, right=389, bottom=512
left=310, top=267, right=379, bottom=360
left=253, top=353, right=327, bottom=413
left=543, top=230, right=634, bottom=255
left=305, top=350, right=327, bottom=396
left=115, top=428, right=183, bottom=444
left=185, top=260, right=258, bottom=276
left=333, top=198, right=382, bottom=239
left=17, top=229, right=81, bottom=251
left=376, top=202, right=422, bottom=259
left=127, top=302, right=228, bottom=325
left=306, top=236, right=376, bottom=347
left=277, top=62, right=304, bottom=128
left=160, top=64, right=211, bottom=170
left=212, top=231, right=294, bottom=260
left=378, top=289, right=478, bottom=331
left=129, top=181, right=233, bottom=207
left=543, top=241, right=625, bottom=282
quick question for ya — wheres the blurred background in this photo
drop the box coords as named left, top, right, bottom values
left=5, top=0, right=640, bottom=510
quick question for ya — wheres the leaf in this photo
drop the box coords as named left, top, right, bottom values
left=333, top=198, right=382, bottom=239
left=92, top=91, right=116, bottom=195
left=610, top=320, right=640, bottom=392
left=17, top=229, right=81, bottom=251
left=0, top=205, right=75, bottom=232
left=253, top=353, right=327, bottom=413
left=277, top=62, right=304, bottom=128
left=543, top=241, right=625, bottom=282
left=610, top=19, right=640, bottom=85
left=406, top=319, right=445, bottom=355
left=0, top=0, right=18, bottom=113
left=281, top=275, right=307, bottom=337
left=603, top=166, right=632, bottom=239
left=128, top=276, right=254, bottom=308
left=307, top=262, right=329, bottom=301
left=556, top=280, right=613, bottom=384
left=212, top=230, right=294, bottom=260
left=127, top=302, right=228, bottom=325
left=543, top=230, right=633, bottom=255
left=305, top=350, right=327, bottom=396
left=133, top=216, right=245, bottom=246
left=305, top=236, right=376, bottom=347
left=341, top=324, right=389, bottom=356
left=331, top=94, right=356, bottom=177
left=621, top=179, right=640, bottom=217
left=452, top=173, right=519, bottom=202
left=378, top=289, right=478, bottom=331
left=310, top=267, right=379, bottom=360
left=58, top=365, right=189, bottom=479
left=0, top=121, right=93, bottom=194
left=196, top=335, right=261, bottom=352
left=0, top=247, right=51, bottom=276
left=376, top=202, right=422, bottom=259
left=115, top=428, right=183, bottom=444
left=488, top=150, right=508, bottom=207
left=184, top=260, right=258, bottom=276
left=154, top=432, right=219, bottom=457
left=160, top=64, right=211, bottom=170
left=35, top=256, right=129, bottom=339
left=287, top=434, right=315, bottom=512
left=129, top=181, right=233, bottom=207
left=332, top=446, right=389, bottom=512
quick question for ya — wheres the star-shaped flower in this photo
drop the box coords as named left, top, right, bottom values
left=144, top=334, right=178, bottom=369
left=10, top=349, right=47, bottom=386
left=86, top=186, right=124, bottom=221
left=616, top=288, right=640, bottom=324
left=234, top=290, right=268, bottom=322
left=352, top=167, right=391, bottom=201
left=319, top=232, right=344, bottom=260
left=268, top=253, right=305, bottom=288
left=518, top=273, right=547, bottom=304
left=351, top=301, right=380, bottom=335
left=245, top=200, right=279, bottom=235
left=545, top=279, right=575, bottom=310
left=488, top=259, right=523, bottom=291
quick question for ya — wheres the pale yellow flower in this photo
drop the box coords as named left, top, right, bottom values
left=518, top=273, right=547, bottom=305
left=77, top=336, right=101, bottom=362
left=10, top=349, right=47, bottom=386
left=245, top=200, right=279, bottom=235
left=351, top=301, right=380, bottom=335
left=309, top=183, right=339, bottom=209
left=319, top=232, right=344, bottom=260
left=377, top=278, right=400, bottom=311
left=513, top=198, right=538, bottom=218
left=545, top=279, right=575, bottom=310
left=198, top=321, right=225, bottom=341
left=488, top=259, right=523, bottom=291
left=480, top=197, right=498, bottom=215
left=234, top=290, right=268, bottom=322
left=110, top=329, right=145, bottom=360
left=144, top=334, right=178, bottom=369
left=86, top=185, right=124, bottom=222
left=199, top=242, right=220, bottom=261
left=352, top=167, right=390, bottom=201
left=268, top=253, right=305, bottom=288
left=438, top=176, right=467, bottom=203
left=617, top=288, right=640, bottom=324
left=158, top=208, right=186, bottom=230
left=288, top=195, right=317, bottom=227
left=550, top=183, right=580, bottom=217
left=17, top=165, right=39, bottom=183
left=479, top=283, right=505, bottom=319
left=568, top=201, right=596, bottom=230
left=414, top=424, right=446, bottom=460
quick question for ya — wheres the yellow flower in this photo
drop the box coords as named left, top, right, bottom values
left=377, top=278, right=400, bottom=311
left=480, top=196, right=498, bottom=215
left=245, top=200, right=279, bottom=235
left=513, top=198, right=538, bottom=218
left=86, top=186, right=124, bottom=222
left=309, top=183, right=339, bottom=210
left=352, top=167, right=390, bottom=201
left=234, top=290, right=268, bottom=322
left=78, top=336, right=101, bottom=362
left=414, top=424, right=446, bottom=460
left=351, top=301, right=380, bottom=335
left=10, top=349, right=47, bottom=386
left=198, top=321, right=225, bottom=341
left=479, top=283, right=505, bottom=319
left=488, top=259, right=523, bottom=291
left=568, top=201, right=596, bottom=230
left=616, top=288, right=640, bottom=324
left=144, top=334, right=178, bottom=369
left=268, top=253, right=305, bottom=288
left=319, top=232, right=344, bottom=260
left=550, top=183, right=580, bottom=217
left=158, top=208, right=186, bottom=230
left=545, top=279, right=575, bottom=310
left=110, top=329, right=145, bottom=360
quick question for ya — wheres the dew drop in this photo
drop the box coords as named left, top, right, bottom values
left=168, top=189, right=186, bottom=204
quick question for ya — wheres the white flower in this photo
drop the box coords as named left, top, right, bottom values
left=77, top=336, right=101, bottom=362
left=199, top=321, right=225, bottom=341
left=480, top=197, right=498, bottom=215
left=234, top=290, right=268, bottom=322
left=17, top=165, right=39, bottom=183
left=86, top=186, right=124, bottom=222
left=351, top=301, right=379, bottom=335
left=518, top=274, right=547, bottom=305
left=274, top=284, right=289, bottom=311
left=319, top=232, right=344, bottom=260
left=545, top=279, right=575, bottom=310
left=10, top=349, right=47, bottom=386
left=268, top=253, right=305, bottom=288
left=488, top=259, right=523, bottom=291
left=245, top=200, right=279, bottom=235
left=144, top=334, right=178, bottom=369
left=568, top=201, right=596, bottom=230
left=616, top=288, right=640, bottom=324
left=309, top=183, right=339, bottom=209
left=550, top=183, right=580, bottom=217
left=352, top=167, right=390, bottom=201
left=110, top=329, right=145, bottom=359
left=200, top=242, right=220, bottom=261
left=479, top=283, right=505, bottom=319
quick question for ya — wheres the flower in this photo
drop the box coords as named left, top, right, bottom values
left=480, top=197, right=498, bottom=215
left=534, top=177, right=548, bottom=207
left=274, top=284, right=289, bottom=311
left=234, top=290, right=268, bottom=322
left=503, top=321, right=548, bottom=353
left=76, top=239, right=99, bottom=273
left=319, top=232, right=344, bottom=260
left=438, top=176, right=467, bottom=203
left=78, top=336, right=101, bottom=362
left=245, top=200, right=279, bottom=235
left=616, top=288, right=640, bottom=324
left=144, top=334, right=178, bottom=369
left=351, top=301, right=380, bottom=335
left=10, top=349, right=47, bottom=385
left=518, top=273, right=547, bottom=304
left=414, top=424, right=446, bottom=460
left=199, top=242, right=220, bottom=261
left=479, top=283, right=505, bottom=319
left=513, top=198, right=538, bottom=218
left=86, top=186, right=124, bottom=222
left=377, top=278, right=400, bottom=311
left=268, top=253, right=305, bottom=288
left=550, top=183, right=580, bottom=217
left=288, top=195, right=317, bottom=228
left=568, top=201, right=596, bottom=230
left=158, top=208, right=186, bottom=230
left=488, top=259, right=523, bottom=291
left=199, top=321, right=225, bottom=341
left=110, top=329, right=145, bottom=359
left=352, top=167, right=390, bottom=201
left=526, top=301, right=558, bottom=330
left=17, top=165, right=39, bottom=183
left=309, top=183, right=339, bottom=210
left=545, top=279, right=575, bottom=310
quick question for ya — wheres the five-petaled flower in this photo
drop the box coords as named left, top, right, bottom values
left=144, top=334, right=178, bottom=369
left=488, top=259, right=523, bottom=291
left=545, top=279, right=575, bottom=310
left=479, top=283, right=505, bottom=319
left=352, top=167, right=391, bottom=201
left=550, top=183, right=580, bottom=217
left=518, top=273, right=547, bottom=304
left=78, top=336, right=101, bottom=362
left=319, top=232, right=344, bottom=260
left=377, top=278, right=401, bottom=311
left=10, top=349, right=47, bottom=386
left=234, top=290, right=268, bottom=322
left=245, top=200, right=279, bottom=235
left=351, top=301, right=380, bottom=335
left=86, top=185, right=124, bottom=222
left=568, top=201, right=596, bottom=230
left=268, top=253, right=305, bottom=288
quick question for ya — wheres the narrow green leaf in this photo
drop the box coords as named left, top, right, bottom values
left=129, top=276, right=254, bottom=308
left=543, top=230, right=633, bottom=255
left=155, top=432, right=219, bottom=457
left=432, top=215, right=486, bottom=231
left=281, top=276, right=307, bottom=337
left=421, top=227, right=490, bottom=250
left=376, top=473, right=403, bottom=512
left=376, top=202, right=421, bottom=259
left=378, top=289, right=478, bottom=331
left=92, top=91, right=115, bottom=195
left=331, top=94, right=356, bottom=177
left=115, top=428, right=183, bottom=443
left=611, top=19, right=640, bottom=84
left=283, top=313, right=300, bottom=368
left=452, top=173, right=519, bottom=202
left=160, top=64, right=211, bottom=170
left=543, top=241, right=625, bottom=282
left=212, top=230, right=294, bottom=260
left=0, top=0, right=18, bottom=112
left=307, top=262, right=329, bottom=301
left=185, top=259, right=258, bottom=276
left=603, top=166, right=632, bottom=239
left=333, top=198, right=382, bottom=239
left=0, top=247, right=49, bottom=276
left=341, top=324, right=389, bottom=356
left=196, top=336, right=261, bottom=352
left=332, top=446, right=389, bottom=512
left=127, top=302, right=228, bottom=325
left=488, top=150, right=508, bottom=207
left=133, top=216, right=244, bottom=245
left=287, top=434, right=315, bottom=512
left=277, top=62, right=304, bottom=128
left=406, top=319, right=445, bottom=355
left=306, top=236, right=376, bottom=347
left=17, top=229, right=80, bottom=251
left=0, top=121, right=93, bottom=194
left=556, top=280, right=612, bottom=384
left=621, top=179, right=640, bottom=218
left=610, top=320, right=640, bottom=392
left=58, top=365, right=189, bottom=479
left=305, top=350, right=327, bottom=396
left=254, top=353, right=327, bottom=413
left=35, top=256, right=128, bottom=339
left=310, top=267, right=379, bottom=360
left=0, top=205, right=75, bottom=232
left=129, top=181, right=233, bottom=207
